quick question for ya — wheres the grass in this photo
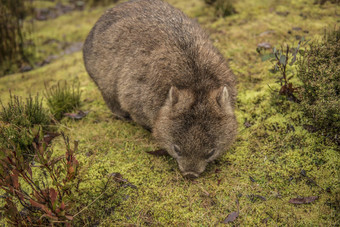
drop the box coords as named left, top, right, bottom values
left=45, top=81, right=81, bottom=121
left=0, top=0, right=339, bottom=225
left=0, top=93, right=50, bottom=159
left=0, top=92, right=50, bottom=128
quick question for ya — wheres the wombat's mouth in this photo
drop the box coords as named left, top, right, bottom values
left=183, top=172, right=199, bottom=179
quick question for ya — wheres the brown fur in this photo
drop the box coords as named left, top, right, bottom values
left=83, top=0, right=238, bottom=178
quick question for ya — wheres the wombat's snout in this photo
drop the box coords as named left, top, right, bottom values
left=183, top=172, right=199, bottom=179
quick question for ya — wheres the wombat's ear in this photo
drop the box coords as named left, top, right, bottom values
left=169, top=86, right=179, bottom=106
left=217, top=86, right=233, bottom=114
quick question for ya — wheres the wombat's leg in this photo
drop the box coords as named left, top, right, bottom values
left=129, top=115, right=152, bottom=132
left=106, top=100, right=132, bottom=121
left=142, top=125, right=152, bottom=132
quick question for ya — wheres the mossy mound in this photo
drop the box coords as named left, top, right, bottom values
left=297, top=28, right=340, bottom=142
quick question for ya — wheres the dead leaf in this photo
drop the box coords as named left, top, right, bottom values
left=244, top=121, right=252, bottom=128
left=110, top=172, right=137, bottom=189
left=257, top=42, right=272, bottom=49
left=215, top=168, right=222, bottom=173
left=110, top=172, right=124, bottom=182
left=223, top=211, right=239, bottom=223
left=258, top=30, right=275, bottom=37
left=289, top=196, right=318, bottom=204
left=146, top=149, right=168, bottom=156
left=64, top=110, right=89, bottom=120
left=249, top=176, right=256, bottom=182
left=44, top=132, right=60, bottom=144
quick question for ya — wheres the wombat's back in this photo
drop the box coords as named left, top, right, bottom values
left=83, top=0, right=236, bottom=128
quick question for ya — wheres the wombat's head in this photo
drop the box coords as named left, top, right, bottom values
left=153, top=86, right=237, bottom=178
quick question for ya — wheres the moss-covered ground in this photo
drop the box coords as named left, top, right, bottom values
left=0, top=0, right=339, bottom=225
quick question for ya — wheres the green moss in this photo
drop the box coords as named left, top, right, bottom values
left=1, top=0, right=339, bottom=225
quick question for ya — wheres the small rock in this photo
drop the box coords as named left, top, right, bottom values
left=20, top=65, right=33, bottom=72
left=292, top=27, right=302, bottom=31
left=259, top=30, right=275, bottom=37
left=276, top=11, right=290, bottom=17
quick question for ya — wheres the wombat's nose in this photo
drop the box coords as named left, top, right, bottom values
left=184, top=172, right=199, bottom=179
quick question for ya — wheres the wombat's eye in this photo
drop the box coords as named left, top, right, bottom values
left=206, top=149, right=216, bottom=159
left=173, top=145, right=182, bottom=156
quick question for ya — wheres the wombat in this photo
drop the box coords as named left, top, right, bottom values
left=83, top=0, right=237, bottom=178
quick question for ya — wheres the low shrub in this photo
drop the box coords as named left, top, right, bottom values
left=0, top=129, right=133, bottom=225
left=0, top=93, right=51, bottom=159
left=0, top=131, right=80, bottom=225
left=203, top=0, right=236, bottom=17
left=260, top=39, right=308, bottom=102
left=214, top=0, right=236, bottom=17
left=45, top=81, right=81, bottom=121
left=204, top=0, right=217, bottom=5
left=0, top=93, right=50, bottom=129
left=297, top=28, right=340, bottom=141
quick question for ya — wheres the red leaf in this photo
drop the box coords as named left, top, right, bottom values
left=146, top=149, right=168, bottom=156
left=60, top=202, right=66, bottom=210
left=29, top=199, right=45, bottom=209
left=68, top=166, right=74, bottom=174
left=11, top=172, right=19, bottom=189
left=217, top=179, right=222, bottom=186
left=27, top=167, right=32, bottom=178
left=223, top=211, right=239, bottom=223
left=41, top=213, right=58, bottom=220
left=289, top=196, right=318, bottom=204
left=16, top=191, right=25, bottom=201
left=49, top=188, right=58, bottom=205
left=65, top=215, right=74, bottom=221
left=30, top=198, right=53, bottom=215
left=27, top=216, right=32, bottom=223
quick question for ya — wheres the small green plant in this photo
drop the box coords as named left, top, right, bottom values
left=0, top=92, right=50, bottom=129
left=214, top=0, right=236, bottom=17
left=204, top=0, right=217, bottom=4
left=296, top=28, right=340, bottom=141
left=0, top=122, right=35, bottom=159
left=45, top=81, right=81, bottom=121
left=260, top=39, right=308, bottom=102
left=0, top=93, right=51, bottom=158
left=204, top=0, right=236, bottom=17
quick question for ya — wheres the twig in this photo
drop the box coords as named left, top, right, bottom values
left=72, top=175, right=114, bottom=218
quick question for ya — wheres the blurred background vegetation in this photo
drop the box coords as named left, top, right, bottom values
left=0, top=0, right=34, bottom=76
left=0, top=0, right=117, bottom=77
